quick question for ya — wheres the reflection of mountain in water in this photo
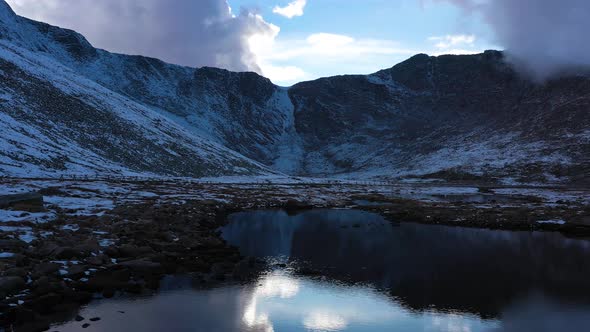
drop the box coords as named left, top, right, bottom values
left=223, top=209, right=590, bottom=318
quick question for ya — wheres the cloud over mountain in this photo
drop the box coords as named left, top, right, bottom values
left=434, top=0, right=590, bottom=80
left=6, top=0, right=277, bottom=72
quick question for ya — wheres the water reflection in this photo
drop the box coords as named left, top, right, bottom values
left=53, top=268, right=590, bottom=332
left=224, top=210, right=590, bottom=318
left=240, top=270, right=496, bottom=332
left=53, top=271, right=497, bottom=332
left=53, top=209, right=590, bottom=331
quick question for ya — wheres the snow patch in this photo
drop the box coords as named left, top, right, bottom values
left=536, top=219, right=566, bottom=225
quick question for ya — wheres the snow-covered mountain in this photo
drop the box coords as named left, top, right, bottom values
left=290, top=52, right=590, bottom=183
left=0, top=1, right=274, bottom=178
left=0, top=0, right=588, bottom=183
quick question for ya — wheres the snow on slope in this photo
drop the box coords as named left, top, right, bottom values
left=0, top=1, right=283, bottom=178
left=1, top=2, right=301, bottom=175
left=0, top=39, right=273, bottom=177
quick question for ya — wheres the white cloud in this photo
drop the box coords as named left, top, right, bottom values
left=428, top=34, right=482, bottom=55
left=249, top=31, right=415, bottom=85
left=262, top=33, right=414, bottom=61
left=260, top=64, right=308, bottom=85
left=429, top=34, right=476, bottom=49
left=306, top=33, right=354, bottom=46
left=247, top=20, right=307, bottom=84
left=432, top=49, right=482, bottom=55
left=272, top=0, right=307, bottom=19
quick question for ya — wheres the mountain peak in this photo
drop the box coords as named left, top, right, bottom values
left=0, top=0, right=17, bottom=41
left=0, top=0, right=16, bottom=22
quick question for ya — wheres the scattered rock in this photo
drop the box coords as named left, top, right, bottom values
left=1, top=200, right=264, bottom=331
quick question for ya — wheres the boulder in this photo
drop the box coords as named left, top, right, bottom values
left=65, top=265, right=87, bottom=279
left=283, top=199, right=312, bottom=214
left=4, top=267, right=27, bottom=278
left=54, top=246, right=89, bottom=259
left=31, top=276, right=52, bottom=295
left=86, top=255, right=108, bottom=266
left=27, top=293, right=63, bottom=314
left=0, top=192, right=44, bottom=212
left=118, top=245, right=153, bottom=258
left=75, top=238, right=100, bottom=254
left=199, top=236, right=223, bottom=248
left=0, top=239, right=28, bottom=250
left=0, top=276, right=26, bottom=297
left=33, top=262, right=61, bottom=276
left=118, top=259, right=163, bottom=274
left=36, top=242, right=59, bottom=256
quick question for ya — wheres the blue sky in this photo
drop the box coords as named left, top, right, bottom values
left=229, top=0, right=497, bottom=85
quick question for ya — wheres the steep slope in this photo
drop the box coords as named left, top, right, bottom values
left=0, top=4, right=272, bottom=177
left=1, top=9, right=295, bottom=169
left=290, top=52, right=590, bottom=183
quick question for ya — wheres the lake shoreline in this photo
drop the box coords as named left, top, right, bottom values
left=1, top=179, right=588, bottom=330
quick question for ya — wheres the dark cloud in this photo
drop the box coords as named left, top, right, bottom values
left=434, top=0, right=590, bottom=80
left=6, top=0, right=276, bottom=72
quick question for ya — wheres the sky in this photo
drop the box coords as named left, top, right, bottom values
left=5, top=0, right=588, bottom=86
left=239, top=0, right=496, bottom=85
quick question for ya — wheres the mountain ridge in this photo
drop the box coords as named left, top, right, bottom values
left=0, top=0, right=588, bottom=183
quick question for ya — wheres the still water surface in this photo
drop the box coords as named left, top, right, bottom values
left=54, top=209, right=590, bottom=331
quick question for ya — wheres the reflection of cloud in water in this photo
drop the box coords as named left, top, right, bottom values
left=431, top=314, right=477, bottom=332
left=256, top=274, right=301, bottom=298
left=51, top=273, right=585, bottom=331
left=303, top=311, right=348, bottom=331
left=240, top=270, right=494, bottom=331
left=243, top=273, right=301, bottom=332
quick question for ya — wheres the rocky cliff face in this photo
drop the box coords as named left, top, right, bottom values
left=290, top=51, right=590, bottom=183
left=0, top=0, right=588, bottom=183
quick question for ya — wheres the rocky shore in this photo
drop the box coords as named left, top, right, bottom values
left=0, top=200, right=267, bottom=332
left=352, top=193, right=590, bottom=237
